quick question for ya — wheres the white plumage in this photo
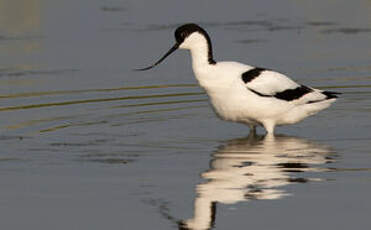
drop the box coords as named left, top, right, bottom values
left=137, top=23, right=339, bottom=134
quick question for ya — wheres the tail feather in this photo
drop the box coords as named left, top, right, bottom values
left=322, top=91, right=341, bottom=99
left=306, top=90, right=340, bottom=104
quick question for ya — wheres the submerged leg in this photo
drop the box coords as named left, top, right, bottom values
left=248, top=124, right=256, bottom=135
left=263, top=121, right=275, bottom=135
left=246, top=125, right=258, bottom=140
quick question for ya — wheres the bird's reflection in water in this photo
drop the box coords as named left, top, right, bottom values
left=179, top=134, right=336, bottom=230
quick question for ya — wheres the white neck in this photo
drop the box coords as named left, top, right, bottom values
left=189, top=40, right=211, bottom=68
left=180, top=33, right=215, bottom=69
left=183, top=197, right=214, bottom=230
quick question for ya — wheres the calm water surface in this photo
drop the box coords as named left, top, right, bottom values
left=1, top=0, right=371, bottom=229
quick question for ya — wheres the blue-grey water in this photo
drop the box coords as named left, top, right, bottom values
left=1, top=0, right=371, bottom=229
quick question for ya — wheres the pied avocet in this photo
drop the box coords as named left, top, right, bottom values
left=137, top=23, right=340, bottom=134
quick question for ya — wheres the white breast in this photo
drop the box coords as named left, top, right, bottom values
left=192, top=62, right=297, bottom=125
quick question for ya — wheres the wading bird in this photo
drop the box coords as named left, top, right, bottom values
left=136, top=23, right=339, bottom=134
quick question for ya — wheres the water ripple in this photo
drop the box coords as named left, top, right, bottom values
left=0, top=92, right=204, bottom=111
left=0, top=84, right=198, bottom=99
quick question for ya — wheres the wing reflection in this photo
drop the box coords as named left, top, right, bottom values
left=180, top=134, right=336, bottom=230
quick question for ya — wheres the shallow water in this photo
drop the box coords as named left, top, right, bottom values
left=1, top=0, right=371, bottom=229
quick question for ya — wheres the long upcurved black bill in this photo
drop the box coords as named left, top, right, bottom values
left=134, top=43, right=179, bottom=71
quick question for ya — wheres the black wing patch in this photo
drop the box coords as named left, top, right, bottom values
left=248, top=85, right=313, bottom=101
left=274, top=85, right=313, bottom=101
left=241, top=67, right=266, bottom=83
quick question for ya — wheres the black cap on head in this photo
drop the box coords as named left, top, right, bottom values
left=135, top=23, right=215, bottom=71
left=174, top=23, right=206, bottom=44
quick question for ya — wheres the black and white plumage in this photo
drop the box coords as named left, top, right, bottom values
left=137, top=23, right=340, bottom=134
left=242, top=67, right=338, bottom=103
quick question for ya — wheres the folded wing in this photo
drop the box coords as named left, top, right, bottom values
left=241, top=67, right=339, bottom=105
